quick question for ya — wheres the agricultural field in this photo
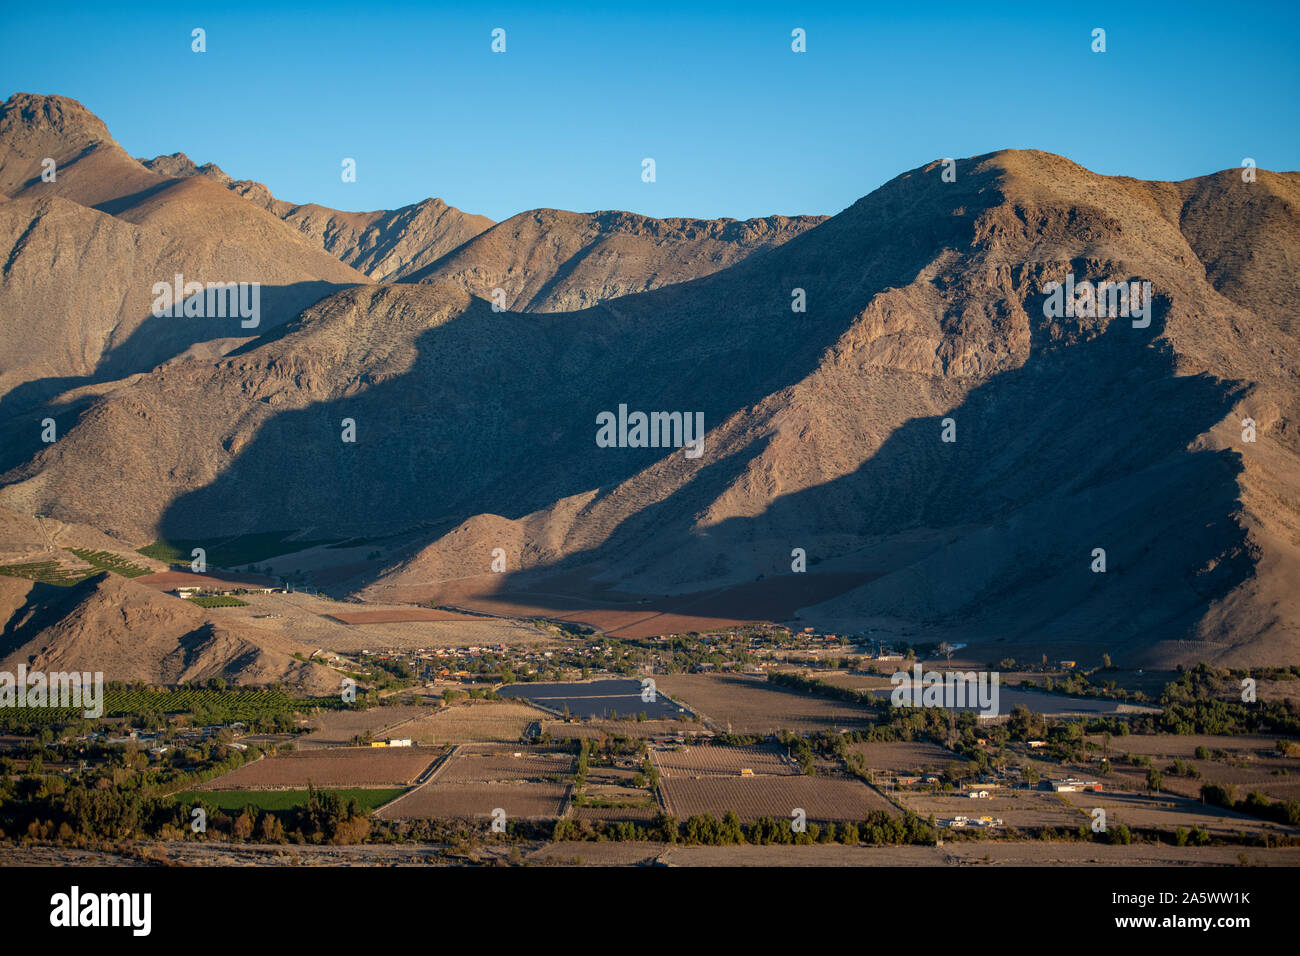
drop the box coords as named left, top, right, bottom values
left=14, top=687, right=314, bottom=723
left=433, top=746, right=576, bottom=783
left=650, top=743, right=798, bottom=779
left=170, top=788, right=405, bottom=813
left=188, top=595, right=250, bottom=607
left=373, top=744, right=576, bottom=821
left=400, top=700, right=547, bottom=745
left=575, top=764, right=656, bottom=807
left=201, top=747, right=442, bottom=790
left=659, top=774, right=891, bottom=823
left=816, top=671, right=894, bottom=692
left=570, top=805, right=661, bottom=823
left=847, top=741, right=971, bottom=774
left=499, top=679, right=691, bottom=720
left=542, top=718, right=699, bottom=740
left=376, top=781, right=570, bottom=821
left=63, top=548, right=151, bottom=577
left=655, top=674, right=876, bottom=734
left=297, top=704, right=432, bottom=748
left=570, top=764, right=659, bottom=821
left=0, top=560, right=88, bottom=586
left=895, top=788, right=1082, bottom=830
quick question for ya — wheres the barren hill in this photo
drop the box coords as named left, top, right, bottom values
left=0, top=572, right=337, bottom=693
left=405, top=207, right=828, bottom=312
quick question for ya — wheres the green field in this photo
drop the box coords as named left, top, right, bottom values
left=64, top=548, right=151, bottom=577
left=170, top=788, right=406, bottom=812
left=0, top=561, right=87, bottom=586
left=138, top=531, right=341, bottom=569
left=0, top=549, right=150, bottom=587
left=188, top=595, right=250, bottom=608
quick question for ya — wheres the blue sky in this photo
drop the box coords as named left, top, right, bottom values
left=2, top=1, right=1297, bottom=222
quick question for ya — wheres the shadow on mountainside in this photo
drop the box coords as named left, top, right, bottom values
left=150, top=159, right=1007, bottom=543
left=477, top=304, right=1253, bottom=657
left=0, top=280, right=359, bottom=474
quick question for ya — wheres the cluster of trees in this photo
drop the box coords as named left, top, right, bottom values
left=0, top=737, right=267, bottom=842
left=777, top=731, right=817, bottom=775
left=551, top=809, right=935, bottom=846
left=1154, top=664, right=1300, bottom=736
left=1201, top=783, right=1300, bottom=826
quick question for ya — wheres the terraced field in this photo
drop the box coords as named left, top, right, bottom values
left=64, top=548, right=151, bottom=577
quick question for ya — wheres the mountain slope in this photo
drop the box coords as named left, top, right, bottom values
left=4, top=149, right=1298, bottom=667
left=405, top=207, right=828, bottom=312
left=0, top=93, right=369, bottom=469
left=142, top=151, right=494, bottom=281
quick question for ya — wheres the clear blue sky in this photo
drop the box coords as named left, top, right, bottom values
left=3, top=1, right=1297, bottom=222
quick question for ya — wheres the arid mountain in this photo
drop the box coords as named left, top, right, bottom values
left=141, top=152, right=496, bottom=282
left=405, top=208, right=827, bottom=312
left=0, top=93, right=368, bottom=470
left=5, top=147, right=1298, bottom=668
left=0, top=572, right=338, bottom=693
left=138, top=151, right=823, bottom=305
left=0, top=93, right=159, bottom=210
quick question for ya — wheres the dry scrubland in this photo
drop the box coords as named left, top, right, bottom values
left=655, top=674, right=876, bottom=733
left=1056, top=789, right=1300, bottom=840
left=201, top=747, right=441, bottom=790
left=217, top=591, right=549, bottom=653
left=1095, top=733, right=1300, bottom=802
